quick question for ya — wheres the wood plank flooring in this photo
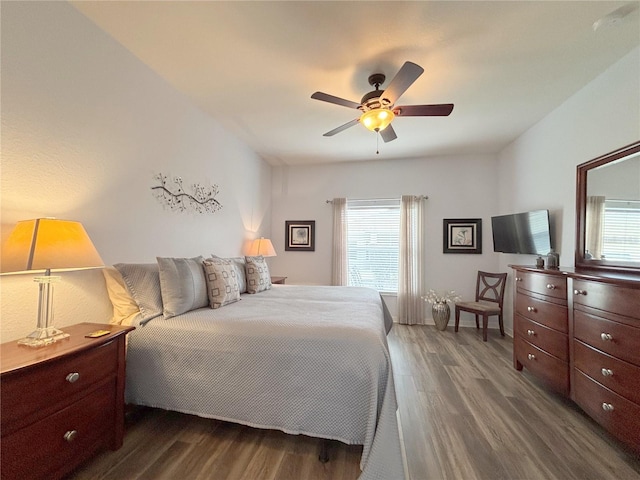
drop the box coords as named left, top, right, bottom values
left=69, top=325, right=640, bottom=480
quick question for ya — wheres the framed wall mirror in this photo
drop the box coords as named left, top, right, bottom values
left=575, top=141, right=640, bottom=273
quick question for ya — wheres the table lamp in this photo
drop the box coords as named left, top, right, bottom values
left=247, top=237, right=277, bottom=257
left=1, top=218, right=104, bottom=347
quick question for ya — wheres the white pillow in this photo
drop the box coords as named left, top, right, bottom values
left=203, top=258, right=241, bottom=308
left=102, top=266, right=140, bottom=326
left=245, top=256, right=272, bottom=294
left=212, top=255, right=247, bottom=293
left=157, top=256, right=208, bottom=318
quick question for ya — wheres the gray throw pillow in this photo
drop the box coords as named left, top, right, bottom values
left=203, top=258, right=241, bottom=308
left=211, top=255, right=247, bottom=293
left=157, top=256, right=208, bottom=318
left=245, top=256, right=272, bottom=294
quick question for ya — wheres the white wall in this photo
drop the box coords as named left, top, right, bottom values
left=0, top=2, right=271, bottom=342
left=497, top=46, right=640, bottom=328
left=270, top=154, right=502, bottom=325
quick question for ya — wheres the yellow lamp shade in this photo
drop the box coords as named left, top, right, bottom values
left=1, top=218, right=104, bottom=274
left=248, top=237, right=277, bottom=257
left=360, top=108, right=395, bottom=132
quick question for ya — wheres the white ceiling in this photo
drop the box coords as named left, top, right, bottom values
left=71, top=1, right=640, bottom=166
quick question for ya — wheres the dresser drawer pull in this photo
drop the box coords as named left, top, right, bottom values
left=527, top=329, right=535, bottom=336
left=600, top=333, right=613, bottom=342
left=546, top=284, right=556, bottom=290
left=602, top=403, right=615, bottom=412
left=574, top=289, right=586, bottom=295
left=601, top=368, right=614, bottom=377
left=64, top=430, right=78, bottom=442
left=526, top=306, right=537, bottom=313
left=527, top=353, right=536, bottom=361
left=515, top=277, right=522, bottom=282
left=66, top=372, right=80, bottom=383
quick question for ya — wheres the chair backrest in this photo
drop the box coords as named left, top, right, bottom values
left=475, top=271, right=507, bottom=308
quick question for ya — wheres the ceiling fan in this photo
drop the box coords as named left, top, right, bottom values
left=311, top=61, right=454, bottom=143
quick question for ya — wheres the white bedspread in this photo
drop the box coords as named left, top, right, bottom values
left=125, top=285, right=404, bottom=479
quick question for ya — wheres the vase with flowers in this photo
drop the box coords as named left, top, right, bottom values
left=423, top=289, right=461, bottom=331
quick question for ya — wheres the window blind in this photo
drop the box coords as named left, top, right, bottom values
left=602, top=200, right=640, bottom=262
left=346, top=199, right=400, bottom=293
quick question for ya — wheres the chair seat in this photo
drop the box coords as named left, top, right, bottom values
left=456, top=301, right=501, bottom=314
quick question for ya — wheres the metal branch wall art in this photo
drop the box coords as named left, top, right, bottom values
left=151, top=173, right=223, bottom=214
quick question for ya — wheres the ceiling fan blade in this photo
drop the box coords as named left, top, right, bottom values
left=393, top=104, right=454, bottom=117
left=380, top=124, right=397, bottom=143
left=323, top=118, right=360, bottom=136
left=381, top=61, right=424, bottom=106
left=311, top=92, right=362, bottom=110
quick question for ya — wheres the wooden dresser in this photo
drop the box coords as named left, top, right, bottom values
left=1, top=323, right=134, bottom=480
left=511, top=265, right=640, bottom=455
left=513, top=268, right=569, bottom=396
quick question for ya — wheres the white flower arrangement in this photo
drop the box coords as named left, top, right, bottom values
left=422, top=289, right=461, bottom=305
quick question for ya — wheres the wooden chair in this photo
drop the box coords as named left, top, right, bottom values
left=454, top=271, right=507, bottom=342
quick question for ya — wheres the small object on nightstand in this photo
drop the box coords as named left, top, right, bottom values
left=536, top=256, right=545, bottom=268
left=85, top=329, right=111, bottom=338
left=271, top=276, right=287, bottom=285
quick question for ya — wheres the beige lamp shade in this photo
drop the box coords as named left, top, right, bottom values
left=1, top=218, right=104, bottom=274
left=248, top=237, right=277, bottom=257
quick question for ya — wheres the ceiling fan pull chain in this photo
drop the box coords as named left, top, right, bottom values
left=376, top=132, right=380, bottom=155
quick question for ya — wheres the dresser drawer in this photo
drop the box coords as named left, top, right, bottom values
left=574, top=310, right=640, bottom=367
left=573, top=279, right=640, bottom=320
left=573, top=370, right=640, bottom=454
left=515, top=292, right=568, bottom=333
left=515, top=314, right=568, bottom=361
left=515, top=271, right=567, bottom=302
left=1, top=340, right=118, bottom=435
left=514, top=335, right=569, bottom=396
left=574, top=340, right=640, bottom=405
left=1, top=380, right=115, bottom=480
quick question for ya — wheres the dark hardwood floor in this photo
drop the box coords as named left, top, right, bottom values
left=69, top=325, right=640, bottom=480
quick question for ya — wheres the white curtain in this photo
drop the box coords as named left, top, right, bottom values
left=331, top=198, right=348, bottom=286
left=586, top=195, right=605, bottom=260
left=397, top=195, right=425, bottom=325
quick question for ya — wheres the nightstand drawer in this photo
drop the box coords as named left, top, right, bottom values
left=1, top=339, right=117, bottom=435
left=1, top=379, right=114, bottom=480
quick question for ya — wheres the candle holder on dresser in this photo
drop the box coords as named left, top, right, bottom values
left=423, top=289, right=461, bottom=331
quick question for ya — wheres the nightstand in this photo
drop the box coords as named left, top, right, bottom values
left=271, top=276, right=287, bottom=285
left=1, top=322, right=134, bottom=480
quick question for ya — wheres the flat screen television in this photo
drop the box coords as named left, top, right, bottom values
left=491, top=209, right=552, bottom=255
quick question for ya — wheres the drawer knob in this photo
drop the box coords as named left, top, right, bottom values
left=601, top=403, right=615, bottom=412
left=515, top=277, right=522, bottom=282
left=546, top=284, right=556, bottom=290
left=527, top=329, right=535, bottom=336
left=600, top=333, right=613, bottom=342
left=64, top=430, right=78, bottom=442
left=527, top=306, right=537, bottom=313
left=601, top=368, right=614, bottom=377
left=574, top=289, right=586, bottom=295
left=66, top=372, right=80, bottom=383
left=527, top=353, right=536, bottom=361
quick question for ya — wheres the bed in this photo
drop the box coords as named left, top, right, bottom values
left=105, top=258, right=404, bottom=480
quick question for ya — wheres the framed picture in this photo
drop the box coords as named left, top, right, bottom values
left=443, top=218, right=482, bottom=254
left=285, top=220, right=315, bottom=251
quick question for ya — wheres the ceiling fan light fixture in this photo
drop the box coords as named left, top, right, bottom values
left=360, top=108, right=395, bottom=132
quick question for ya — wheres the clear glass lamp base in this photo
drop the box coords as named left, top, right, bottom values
left=18, top=326, right=70, bottom=347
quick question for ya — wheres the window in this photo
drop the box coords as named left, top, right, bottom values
left=346, top=198, right=400, bottom=293
left=601, top=200, right=640, bottom=262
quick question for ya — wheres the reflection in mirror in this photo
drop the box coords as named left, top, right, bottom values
left=585, top=151, right=640, bottom=263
